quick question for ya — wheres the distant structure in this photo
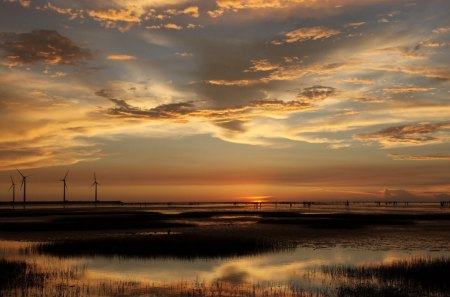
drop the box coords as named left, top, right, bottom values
left=91, top=172, right=99, bottom=203
left=9, top=176, right=16, bottom=207
left=16, top=169, right=29, bottom=206
left=59, top=170, right=69, bottom=204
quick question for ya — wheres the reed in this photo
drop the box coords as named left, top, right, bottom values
left=35, top=232, right=294, bottom=259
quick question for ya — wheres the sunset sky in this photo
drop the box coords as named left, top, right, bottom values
left=1, top=0, right=449, bottom=202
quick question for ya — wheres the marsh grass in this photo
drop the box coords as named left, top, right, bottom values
left=35, top=232, right=294, bottom=259
left=0, top=258, right=325, bottom=297
left=3, top=257, right=450, bottom=297
left=323, top=257, right=450, bottom=297
left=0, top=259, right=45, bottom=290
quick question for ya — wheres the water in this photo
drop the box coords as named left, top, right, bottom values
left=1, top=239, right=449, bottom=290
left=1, top=205, right=450, bottom=296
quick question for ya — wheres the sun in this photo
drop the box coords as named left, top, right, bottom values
left=241, top=195, right=272, bottom=203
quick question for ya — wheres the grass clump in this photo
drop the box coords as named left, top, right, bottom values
left=323, top=257, right=450, bottom=297
left=36, top=232, right=293, bottom=259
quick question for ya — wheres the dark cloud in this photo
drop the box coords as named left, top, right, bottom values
left=215, top=119, right=247, bottom=132
left=96, top=89, right=195, bottom=119
left=357, top=122, right=450, bottom=144
left=0, top=30, right=92, bottom=66
left=298, top=85, right=336, bottom=101
left=96, top=89, right=312, bottom=121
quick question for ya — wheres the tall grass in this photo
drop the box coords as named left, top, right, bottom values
left=3, top=257, right=450, bottom=297
left=323, top=257, right=450, bottom=297
left=0, top=258, right=324, bottom=297
left=35, top=233, right=294, bottom=259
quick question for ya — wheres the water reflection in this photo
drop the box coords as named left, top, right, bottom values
left=2, top=240, right=449, bottom=287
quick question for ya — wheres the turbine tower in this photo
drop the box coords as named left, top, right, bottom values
left=59, top=170, right=69, bottom=204
left=16, top=169, right=29, bottom=206
left=91, top=172, right=99, bottom=204
left=9, top=176, right=16, bottom=207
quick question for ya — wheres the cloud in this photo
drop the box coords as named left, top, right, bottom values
left=341, top=78, right=375, bottom=85
left=420, top=40, right=448, bottom=48
left=384, top=189, right=417, bottom=201
left=356, top=122, right=450, bottom=145
left=96, top=88, right=312, bottom=121
left=87, top=7, right=143, bottom=24
left=245, top=59, right=279, bottom=72
left=207, top=61, right=353, bottom=87
left=363, top=46, right=426, bottom=61
left=355, top=97, right=384, bottom=103
left=383, top=87, right=435, bottom=93
left=3, top=0, right=30, bottom=8
left=298, top=85, right=336, bottom=101
left=272, top=26, right=341, bottom=45
left=106, top=54, right=137, bottom=61
left=0, top=147, right=101, bottom=171
left=388, top=154, right=450, bottom=161
left=208, top=0, right=395, bottom=18
left=96, top=89, right=195, bottom=119
left=165, top=6, right=200, bottom=18
left=0, top=70, right=105, bottom=170
left=214, top=119, right=247, bottom=132
left=164, top=23, right=183, bottom=30
left=345, top=22, right=368, bottom=28
left=0, top=30, right=92, bottom=66
left=176, top=51, right=193, bottom=57
left=373, top=65, right=450, bottom=80
left=206, top=79, right=259, bottom=86
left=43, top=2, right=84, bottom=20
left=432, top=27, right=450, bottom=34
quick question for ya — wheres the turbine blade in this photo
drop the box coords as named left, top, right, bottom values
left=10, top=175, right=14, bottom=184
left=9, top=184, right=13, bottom=191
left=16, top=168, right=24, bottom=177
left=64, top=170, right=69, bottom=179
left=20, top=180, right=24, bottom=190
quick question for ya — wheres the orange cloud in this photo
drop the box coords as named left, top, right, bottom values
left=272, top=26, right=341, bottom=45
left=383, top=87, right=435, bottom=93
left=356, top=122, right=450, bottom=146
left=106, top=54, right=137, bottom=61
left=388, top=154, right=450, bottom=161
left=342, top=78, right=375, bottom=85
left=43, top=2, right=83, bottom=20
left=87, top=6, right=144, bottom=30
left=166, top=6, right=200, bottom=18
left=164, top=23, right=183, bottom=30
left=245, top=59, right=279, bottom=72
left=206, top=79, right=259, bottom=86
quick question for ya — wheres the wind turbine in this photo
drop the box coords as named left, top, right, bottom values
left=59, top=170, right=69, bottom=204
left=9, top=176, right=16, bottom=207
left=91, top=172, right=99, bottom=204
left=17, top=169, right=29, bottom=206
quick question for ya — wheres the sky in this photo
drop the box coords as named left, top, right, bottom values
left=0, top=0, right=449, bottom=202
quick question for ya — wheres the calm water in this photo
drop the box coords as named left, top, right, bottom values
left=2, top=204, right=450, bottom=296
left=2, top=238, right=450, bottom=290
